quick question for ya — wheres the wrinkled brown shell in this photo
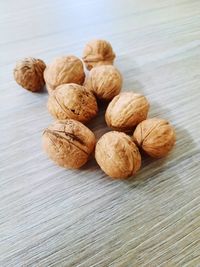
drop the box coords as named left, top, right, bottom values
left=95, top=131, right=141, bottom=179
left=14, top=57, right=46, bottom=92
left=84, top=65, right=122, bottom=101
left=105, top=92, right=149, bottom=132
left=47, top=83, right=98, bottom=123
left=82, top=39, right=116, bottom=70
left=42, top=119, right=96, bottom=169
left=44, top=56, right=85, bottom=92
left=133, top=118, right=176, bottom=158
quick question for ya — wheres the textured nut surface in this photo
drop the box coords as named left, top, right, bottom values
left=84, top=65, right=122, bottom=101
left=133, top=118, right=176, bottom=158
left=44, top=56, right=85, bottom=91
left=82, top=39, right=116, bottom=70
left=95, top=131, right=141, bottom=179
left=13, top=57, right=46, bottom=92
left=42, top=119, right=96, bottom=169
left=47, top=83, right=98, bottom=123
left=105, top=92, right=149, bottom=131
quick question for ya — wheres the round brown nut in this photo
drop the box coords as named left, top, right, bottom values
left=82, top=39, right=116, bottom=70
left=44, top=56, right=85, bottom=92
left=47, top=83, right=98, bottom=123
left=95, top=131, right=141, bottom=179
left=42, top=119, right=96, bottom=169
left=105, top=92, right=150, bottom=132
left=84, top=65, right=122, bottom=101
left=133, top=118, right=176, bottom=158
left=13, top=57, right=46, bottom=92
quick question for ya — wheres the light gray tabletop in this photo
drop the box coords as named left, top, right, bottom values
left=1, top=0, right=200, bottom=266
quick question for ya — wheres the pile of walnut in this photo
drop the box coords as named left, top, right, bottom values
left=14, top=39, right=176, bottom=179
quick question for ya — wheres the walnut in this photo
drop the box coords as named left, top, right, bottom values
left=47, top=83, right=98, bottom=123
left=82, top=39, right=116, bottom=70
left=13, top=57, right=46, bottom=92
left=133, top=118, right=176, bottom=158
left=105, top=92, right=149, bottom=132
left=84, top=65, right=122, bottom=101
left=44, top=56, right=85, bottom=92
left=42, top=119, right=96, bottom=169
left=95, top=131, right=141, bottom=179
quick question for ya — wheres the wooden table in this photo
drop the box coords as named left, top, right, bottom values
left=1, top=0, right=200, bottom=266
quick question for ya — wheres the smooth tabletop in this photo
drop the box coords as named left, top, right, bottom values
left=1, top=0, right=200, bottom=266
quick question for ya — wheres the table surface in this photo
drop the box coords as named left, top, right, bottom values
left=1, top=0, right=200, bottom=266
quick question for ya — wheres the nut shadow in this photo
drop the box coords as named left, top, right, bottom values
left=80, top=156, right=97, bottom=172
left=35, top=84, right=48, bottom=95
left=86, top=100, right=111, bottom=140
left=81, top=100, right=111, bottom=172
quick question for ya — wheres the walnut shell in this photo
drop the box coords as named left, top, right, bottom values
left=44, top=56, right=85, bottom=92
left=13, top=57, right=46, bottom=92
left=47, top=83, right=98, bottom=123
left=84, top=65, right=122, bottom=101
left=95, top=131, right=141, bottom=179
left=105, top=92, right=149, bottom=132
left=82, top=39, right=116, bottom=70
left=133, top=118, right=176, bottom=158
left=42, top=119, right=96, bottom=169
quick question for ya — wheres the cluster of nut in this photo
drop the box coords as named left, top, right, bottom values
left=14, top=39, right=176, bottom=179
left=95, top=96, right=175, bottom=178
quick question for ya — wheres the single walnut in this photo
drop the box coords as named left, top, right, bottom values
left=84, top=65, right=122, bottom=101
left=105, top=92, right=149, bottom=132
left=95, top=131, right=141, bottom=179
left=82, top=39, right=116, bottom=70
left=44, top=56, right=85, bottom=92
left=42, top=119, right=96, bottom=169
left=13, top=57, right=46, bottom=92
left=133, top=118, right=176, bottom=158
left=47, top=83, right=98, bottom=123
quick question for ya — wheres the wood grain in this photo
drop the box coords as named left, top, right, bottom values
left=1, top=0, right=200, bottom=266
